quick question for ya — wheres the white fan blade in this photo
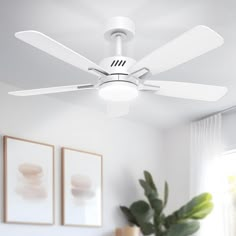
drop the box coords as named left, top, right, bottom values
left=15, top=31, right=107, bottom=76
left=129, top=26, right=224, bottom=75
left=8, top=84, right=95, bottom=96
left=144, top=80, right=227, bottom=101
left=106, top=102, right=130, bottom=117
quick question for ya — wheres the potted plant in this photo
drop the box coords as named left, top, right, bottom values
left=120, top=171, right=213, bottom=236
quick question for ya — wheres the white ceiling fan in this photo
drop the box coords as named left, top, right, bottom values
left=9, top=17, right=227, bottom=116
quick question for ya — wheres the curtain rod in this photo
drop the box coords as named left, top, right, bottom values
left=195, top=105, right=236, bottom=121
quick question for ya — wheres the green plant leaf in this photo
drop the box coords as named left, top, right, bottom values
left=179, top=193, right=213, bottom=219
left=166, top=221, right=200, bottom=236
left=120, top=206, right=139, bottom=225
left=165, top=193, right=213, bottom=226
left=144, top=170, right=157, bottom=192
left=150, top=198, right=163, bottom=215
left=139, top=179, right=158, bottom=199
left=191, top=202, right=214, bottom=219
left=129, top=200, right=154, bottom=235
left=182, top=193, right=212, bottom=216
left=163, top=181, right=169, bottom=208
left=140, top=222, right=155, bottom=235
left=130, top=200, right=154, bottom=223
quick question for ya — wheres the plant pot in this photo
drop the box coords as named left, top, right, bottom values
left=123, top=226, right=140, bottom=236
left=116, top=226, right=141, bottom=236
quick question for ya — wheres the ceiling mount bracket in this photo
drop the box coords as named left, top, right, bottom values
left=104, top=17, right=135, bottom=42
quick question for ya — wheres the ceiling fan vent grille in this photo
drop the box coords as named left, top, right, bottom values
left=110, top=60, right=126, bottom=67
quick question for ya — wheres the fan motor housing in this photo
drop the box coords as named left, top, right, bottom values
left=99, top=56, right=136, bottom=75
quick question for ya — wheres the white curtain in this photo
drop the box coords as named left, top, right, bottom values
left=190, top=113, right=225, bottom=236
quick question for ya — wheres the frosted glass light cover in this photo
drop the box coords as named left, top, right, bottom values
left=99, top=81, right=138, bottom=102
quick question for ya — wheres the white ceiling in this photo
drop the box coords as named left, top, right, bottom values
left=1, top=0, right=236, bottom=128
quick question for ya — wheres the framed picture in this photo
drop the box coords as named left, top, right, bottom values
left=62, top=147, right=102, bottom=227
left=3, top=136, right=54, bottom=225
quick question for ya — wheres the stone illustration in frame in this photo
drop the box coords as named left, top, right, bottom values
left=3, top=136, right=54, bottom=225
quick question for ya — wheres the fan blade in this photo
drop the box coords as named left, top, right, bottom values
left=143, top=80, right=227, bottom=101
left=129, top=25, right=224, bottom=75
left=106, top=102, right=130, bottom=117
left=15, top=31, right=108, bottom=76
left=8, top=84, right=95, bottom=96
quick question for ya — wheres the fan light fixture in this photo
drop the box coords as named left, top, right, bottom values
left=98, top=81, right=138, bottom=102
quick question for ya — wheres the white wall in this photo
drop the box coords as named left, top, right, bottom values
left=0, top=82, right=163, bottom=236
left=162, top=125, right=190, bottom=214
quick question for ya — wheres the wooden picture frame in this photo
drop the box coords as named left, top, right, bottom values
left=3, top=136, right=55, bottom=225
left=61, top=147, right=103, bottom=227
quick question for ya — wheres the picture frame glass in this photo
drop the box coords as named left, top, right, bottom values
left=62, top=148, right=102, bottom=227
